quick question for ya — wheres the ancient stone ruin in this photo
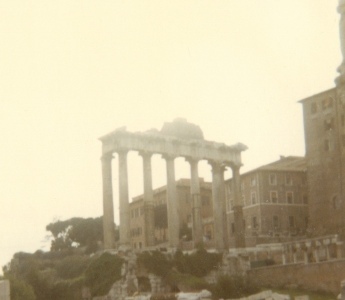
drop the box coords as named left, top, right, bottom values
left=99, top=118, right=247, bottom=250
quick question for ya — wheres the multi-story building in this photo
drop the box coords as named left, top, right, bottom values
left=300, top=88, right=345, bottom=237
left=129, top=156, right=309, bottom=249
left=129, top=178, right=212, bottom=249
left=226, top=156, right=308, bottom=247
left=298, top=1, right=345, bottom=239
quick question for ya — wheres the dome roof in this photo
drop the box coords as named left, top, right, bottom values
left=160, top=118, right=204, bottom=140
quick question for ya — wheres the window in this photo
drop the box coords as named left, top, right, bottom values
left=286, top=192, right=294, bottom=204
left=273, top=216, right=279, bottom=229
left=324, top=118, right=334, bottom=131
left=322, top=97, right=333, bottom=110
left=251, top=176, right=256, bottom=186
left=285, top=174, right=292, bottom=185
left=231, top=222, right=235, bottom=233
left=289, top=216, right=295, bottom=228
left=269, top=173, right=277, bottom=185
left=251, top=192, right=257, bottom=205
left=311, top=102, right=317, bottom=114
left=270, top=191, right=278, bottom=203
left=252, top=216, right=258, bottom=229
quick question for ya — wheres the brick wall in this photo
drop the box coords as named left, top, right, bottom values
left=247, top=259, right=345, bottom=295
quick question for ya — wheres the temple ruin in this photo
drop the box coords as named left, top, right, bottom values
left=99, top=118, right=247, bottom=250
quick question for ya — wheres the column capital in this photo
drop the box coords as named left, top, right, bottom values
left=208, top=160, right=227, bottom=172
left=185, top=156, right=200, bottom=165
left=226, top=162, right=242, bottom=171
left=116, top=148, right=129, bottom=155
left=139, top=151, right=153, bottom=158
left=101, top=153, right=114, bottom=162
left=162, top=154, right=176, bottom=161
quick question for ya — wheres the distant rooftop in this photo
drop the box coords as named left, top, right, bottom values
left=245, top=156, right=306, bottom=175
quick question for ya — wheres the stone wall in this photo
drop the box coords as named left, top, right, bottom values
left=0, top=280, right=10, bottom=300
left=247, top=259, right=345, bottom=295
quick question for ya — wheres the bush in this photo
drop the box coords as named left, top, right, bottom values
left=5, top=275, right=36, bottom=300
left=167, top=272, right=209, bottom=292
left=137, top=251, right=173, bottom=278
left=211, top=275, right=260, bottom=300
left=55, top=255, right=90, bottom=279
left=174, top=248, right=222, bottom=277
left=84, top=253, right=123, bottom=297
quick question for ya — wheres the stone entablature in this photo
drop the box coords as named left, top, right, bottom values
left=99, top=127, right=246, bottom=165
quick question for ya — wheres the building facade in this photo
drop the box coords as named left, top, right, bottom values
left=130, top=157, right=309, bottom=249
left=300, top=88, right=345, bottom=237
left=296, top=0, right=345, bottom=240
left=226, top=156, right=309, bottom=247
left=129, top=178, right=213, bottom=249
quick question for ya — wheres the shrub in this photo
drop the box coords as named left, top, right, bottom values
left=137, top=251, right=173, bottom=278
left=84, top=253, right=123, bottom=297
left=167, top=272, right=209, bottom=292
left=211, top=275, right=260, bottom=300
left=174, top=248, right=222, bottom=277
left=55, top=255, right=90, bottom=279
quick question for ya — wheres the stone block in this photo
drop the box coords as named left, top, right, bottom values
left=0, top=280, right=10, bottom=300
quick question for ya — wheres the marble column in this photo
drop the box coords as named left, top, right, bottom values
left=231, top=164, right=245, bottom=248
left=118, top=150, right=130, bottom=246
left=220, top=166, right=229, bottom=250
left=210, top=161, right=225, bottom=250
left=188, top=158, right=203, bottom=246
left=140, top=152, right=155, bottom=247
left=165, top=155, right=180, bottom=248
left=101, top=153, right=115, bottom=249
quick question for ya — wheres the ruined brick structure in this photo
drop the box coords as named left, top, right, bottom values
left=99, top=118, right=247, bottom=250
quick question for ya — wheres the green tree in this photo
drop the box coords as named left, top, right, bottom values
left=46, top=217, right=106, bottom=252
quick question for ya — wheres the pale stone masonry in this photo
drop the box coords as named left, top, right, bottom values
left=99, top=118, right=247, bottom=250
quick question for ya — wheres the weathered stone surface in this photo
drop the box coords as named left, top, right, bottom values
left=100, top=120, right=247, bottom=251
left=0, top=280, right=10, bottom=300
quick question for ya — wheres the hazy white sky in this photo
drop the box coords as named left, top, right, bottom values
left=0, top=0, right=341, bottom=270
